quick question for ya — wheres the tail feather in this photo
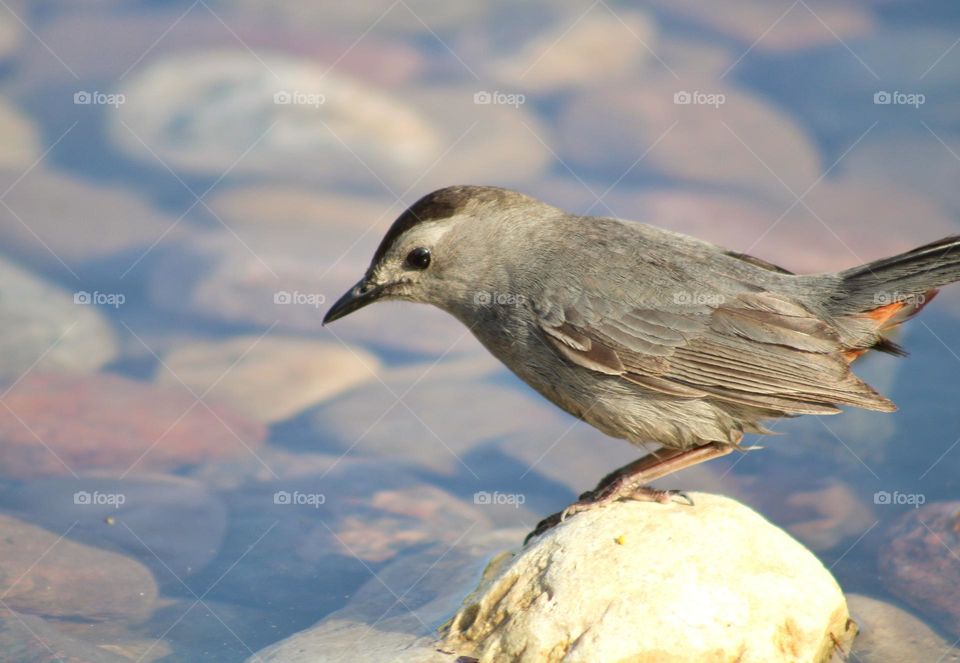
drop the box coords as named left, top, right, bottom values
left=828, top=236, right=960, bottom=356
left=833, top=235, right=960, bottom=312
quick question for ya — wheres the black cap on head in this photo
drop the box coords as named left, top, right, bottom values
left=370, top=186, right=513, bottom=265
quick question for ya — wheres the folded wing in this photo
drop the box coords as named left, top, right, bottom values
left=537, top=290, right=895, bottom=416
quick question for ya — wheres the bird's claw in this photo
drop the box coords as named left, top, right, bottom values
left=524, top=486, right=693, bottom=545
left=665, top=489, right=694, bottom=506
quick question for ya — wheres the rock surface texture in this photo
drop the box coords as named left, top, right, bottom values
left=443, top=493, right=855, bottom=663
left=847, top=594, right=960, bottom=662
left=879, top=500, right=960, bottom=638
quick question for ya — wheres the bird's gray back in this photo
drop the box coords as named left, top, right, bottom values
left=454, top=212, right=880, bottom=450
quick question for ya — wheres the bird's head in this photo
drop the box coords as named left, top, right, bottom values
left=323, top=185, right=550, bottom=324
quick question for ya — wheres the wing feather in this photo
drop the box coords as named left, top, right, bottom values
left=537, top=290, right=894, bottom=414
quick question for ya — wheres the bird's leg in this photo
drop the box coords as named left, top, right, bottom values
left=562, top=444, right=728, bottom=517
left=586, top=446, right=688, bottom=497
left=525, top=441, right=733, bottom=543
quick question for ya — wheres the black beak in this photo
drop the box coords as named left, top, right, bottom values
left=323, top=278, right=385, bottom=325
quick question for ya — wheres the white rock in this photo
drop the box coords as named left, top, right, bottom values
left=247, top=529, right=521, bottom=663
left=0, top=257, right=118, bottom=380
left=847, top=594, right=960, bottom=662
left=155, top=336, right=379, bottom=423
left=249, top=617, right=450, bottom=663
left=113, top=51, right=442, bottom=189
left=443, top=494, right=855, bottom=663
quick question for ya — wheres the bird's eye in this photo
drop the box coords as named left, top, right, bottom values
left=405, top=247, right=431, bottom=269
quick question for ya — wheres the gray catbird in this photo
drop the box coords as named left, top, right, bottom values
left=324, top=185, right=960, bottom=538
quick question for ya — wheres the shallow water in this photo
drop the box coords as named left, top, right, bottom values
left=0, top=1, right=959, bottom=661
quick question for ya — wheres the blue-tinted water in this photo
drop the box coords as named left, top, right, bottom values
left=0, top=1, right=958, bottom=660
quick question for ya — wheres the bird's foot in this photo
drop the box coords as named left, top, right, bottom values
left=524, top=442, right=731, bottom=545
left=524, top=481, right=693, bottom=544
left=562, top=482, right=693, bottom=519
